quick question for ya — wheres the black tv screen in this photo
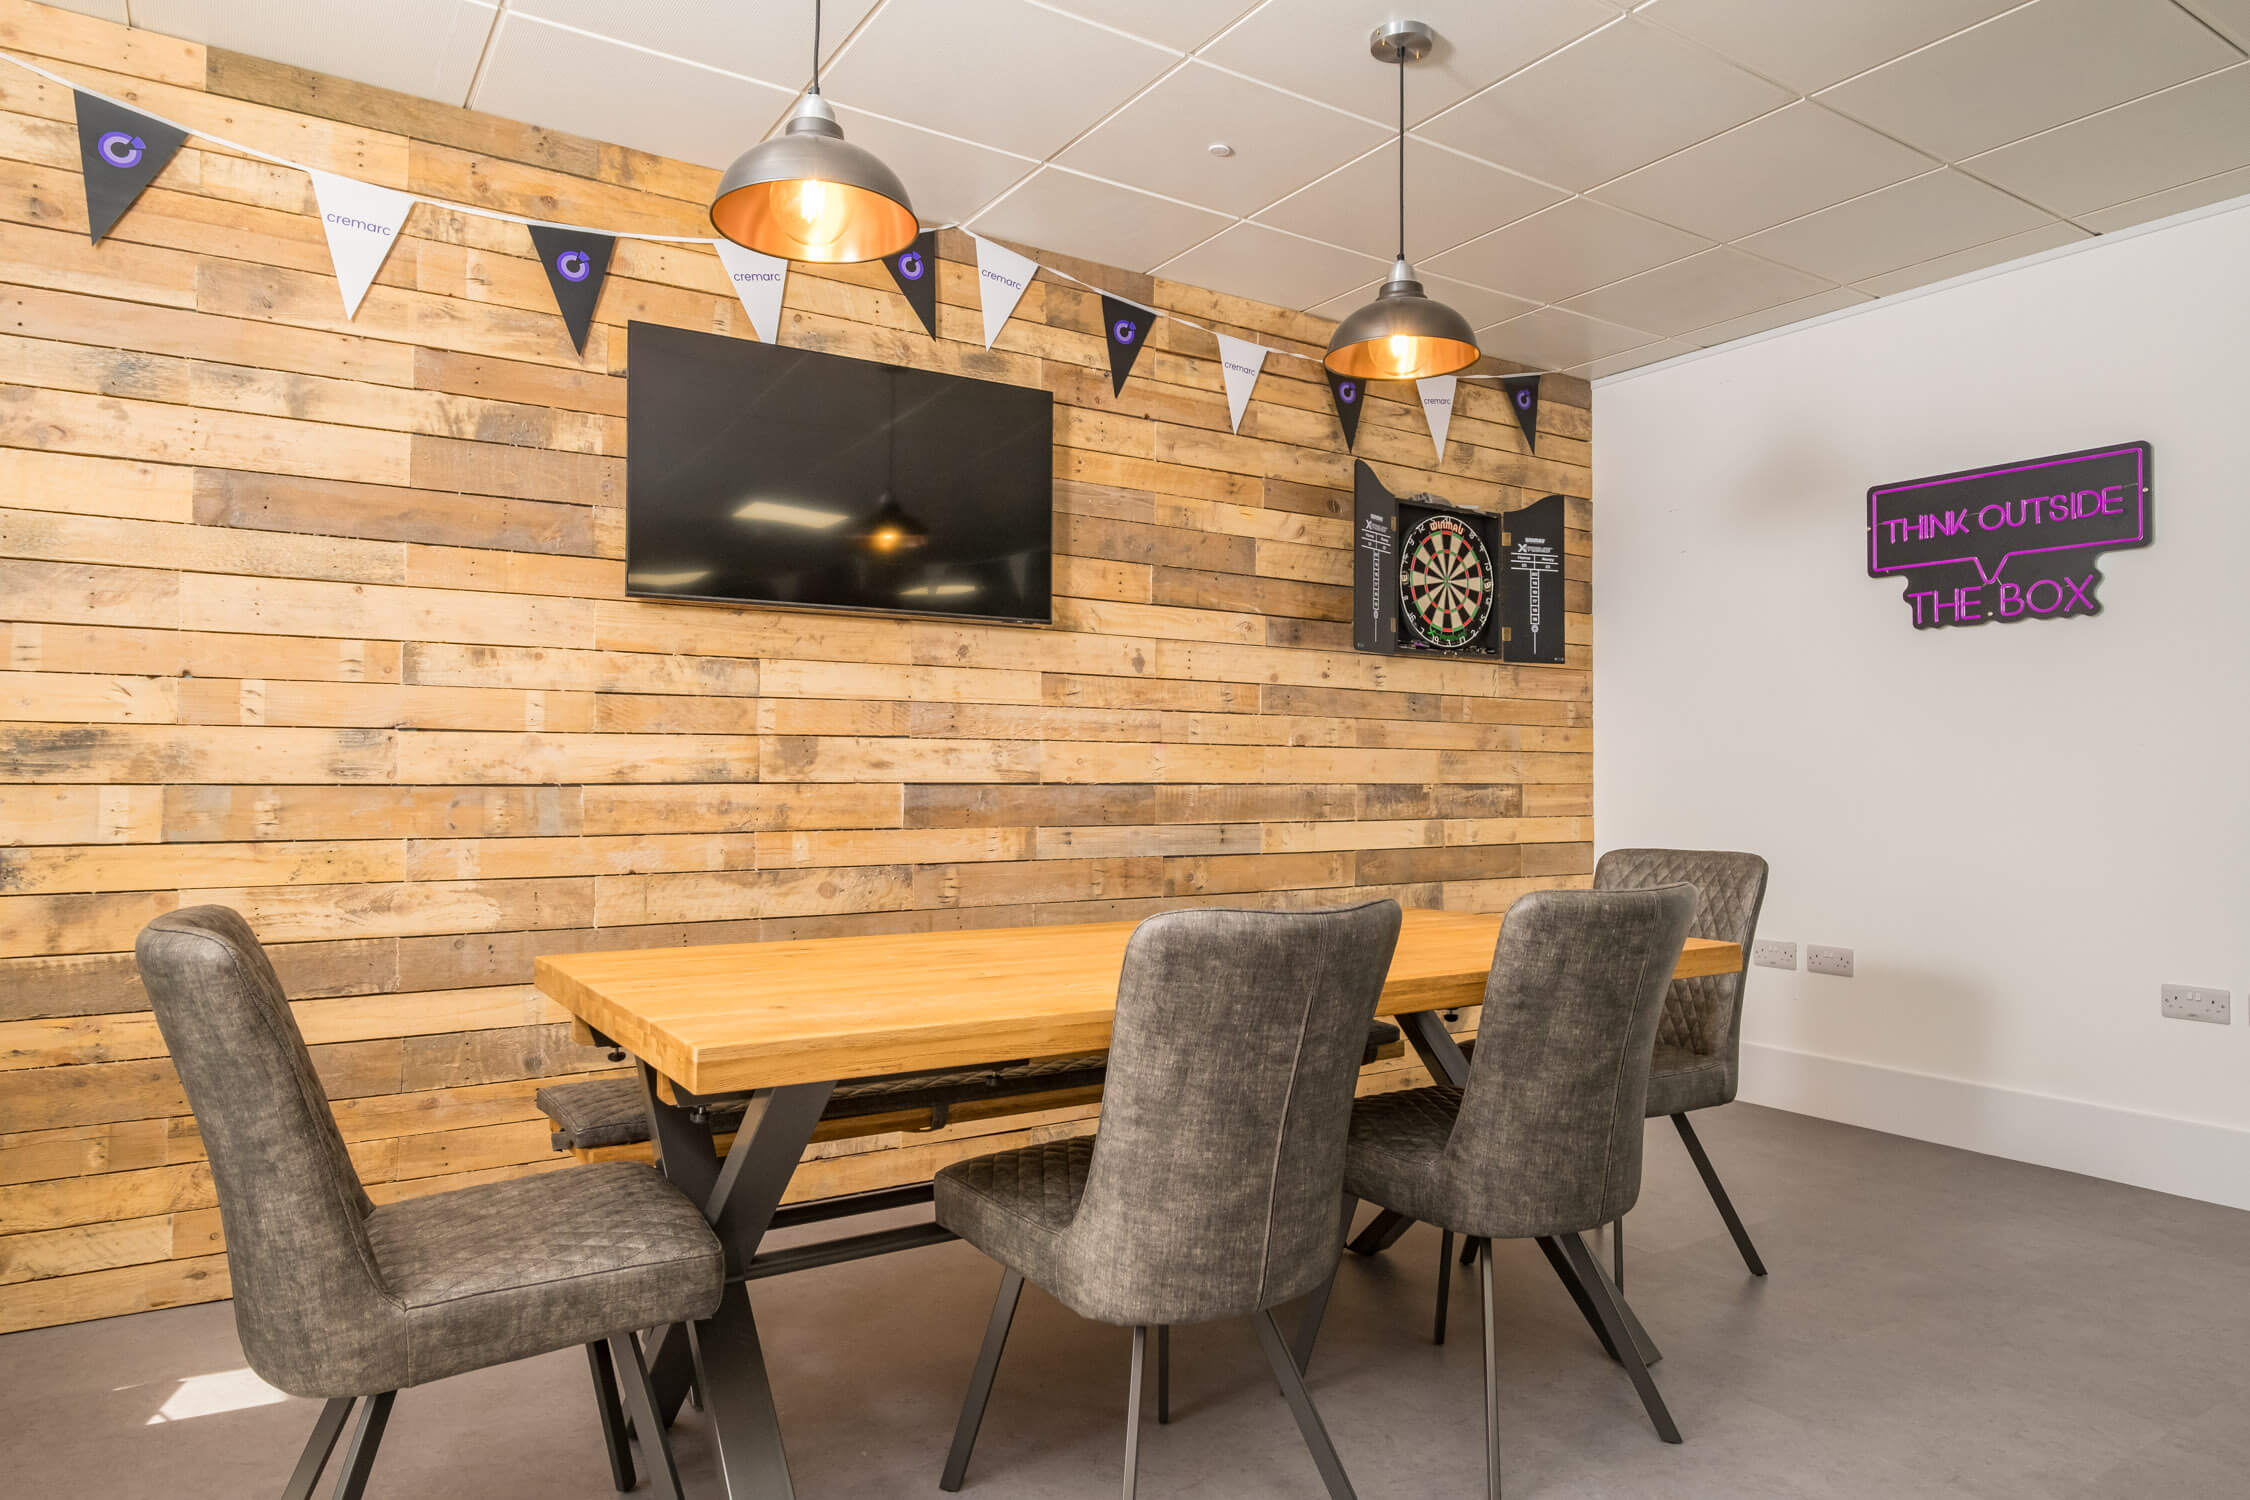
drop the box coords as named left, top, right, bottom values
left=626, top=322, right=1053, bottom=623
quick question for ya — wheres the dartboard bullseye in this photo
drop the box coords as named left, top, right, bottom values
left=1398, top=512, right=1495, bottom=649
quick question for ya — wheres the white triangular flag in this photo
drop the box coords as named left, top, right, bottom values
left=1215, top=333, right=1267, bottom=434
left=973, top=234, right=1039, bottom=349
left=310, top=170, right=416, bottom=319
left=1418, top=374, right=1457, bottom=462
left=715, top=240, right=790, bottom=342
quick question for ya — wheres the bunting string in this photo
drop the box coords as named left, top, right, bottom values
left=7, top=47, right=1557, bottom=454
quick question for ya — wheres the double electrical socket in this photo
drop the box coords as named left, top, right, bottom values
left=2160, top=985, right=2231, bottom=1025
left=1751, top=940, right=1798, bottom=970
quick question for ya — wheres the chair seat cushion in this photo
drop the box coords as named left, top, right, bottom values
left=932, top=1137, right=1093, bottom=1296
left=1645, top=1043, right=1734, bottom=1118
left=1341, top=1085, right=1464, bottom=1229
left=365, top=1162, right=723, bottom=1387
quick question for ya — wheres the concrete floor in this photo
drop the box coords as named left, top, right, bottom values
left=8, top=1104, right=2248, bottom=1499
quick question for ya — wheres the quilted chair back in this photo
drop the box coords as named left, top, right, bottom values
left=137, top=907, right=401, bottom=1397
left=1067, top=900, right=1401, bottom=1325
left=1447, top=886, right=1698, bottom=1238
left=1596, top=848, right=1769, bottom=1080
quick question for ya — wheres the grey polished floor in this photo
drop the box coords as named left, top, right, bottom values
left=9, top=1104, right=2247, bottom=1498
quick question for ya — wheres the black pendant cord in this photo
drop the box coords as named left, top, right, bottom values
left=1395, top=53, right=1406, bottom=263
left=811, top=0, right=823, bottom=94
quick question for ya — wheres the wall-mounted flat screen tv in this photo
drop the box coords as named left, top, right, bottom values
left=626, top=321, right=1053, bottom=624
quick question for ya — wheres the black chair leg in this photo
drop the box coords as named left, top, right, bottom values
left=1156, top=1325, right=1170, bottom=1425
left=1434, top=1230, right=1455, bottom=1346
left=1673, top=1113, right=1768, bottom=1276
left=1460, top=1235, right=1477, bottom=1267
left=327, top=1389, right=394, bottom=1500
left=279, top=1396, right=354, bottom=1500
left=941, top=1267, right=1025, bottom=1492
left=1534, top=1235, right=1621, bottom=1364
left=1612, top=1218, right=1624, bottom=1291
left=1557, top=1232, right=1681, bottom=1444
left=586, top=1341, right=636, bottom=1492
left=609, top=1332, right=686, bottom=1500
left=1289, top=1191, right=1356, bottom=1379
left=1124, top=1326, right=1148, bottom=1500
left=1477, top=1239, right=1502, bottom=1499
left=1253, top=1310, right=1358, bottom=1500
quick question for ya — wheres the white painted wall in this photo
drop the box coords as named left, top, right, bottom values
left=1593, top=200, right=2250, bottom=1209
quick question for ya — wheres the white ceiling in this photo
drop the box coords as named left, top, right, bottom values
left=65, top=0, right=2250, bottom=378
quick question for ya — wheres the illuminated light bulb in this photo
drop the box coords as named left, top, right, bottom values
left=1387, top=334, right=1418, bottom=375
left=777, top=176, right=851, bottom=251
left=871, top=526, right=903, bottom=552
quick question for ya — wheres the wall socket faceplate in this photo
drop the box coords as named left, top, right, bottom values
left=2160, top=985, right=2230, bottom=1025
left=1751, top=940, right=1798, bottom=970
left=1806, top=945, right=1854, bottom=978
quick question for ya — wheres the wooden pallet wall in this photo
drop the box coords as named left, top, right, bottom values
left=0, top=0, right=1594, bottom=1332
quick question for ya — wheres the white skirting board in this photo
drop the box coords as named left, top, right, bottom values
left=1739, top=1042, right=2250, bottom=1213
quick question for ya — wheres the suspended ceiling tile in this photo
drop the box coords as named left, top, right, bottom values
left=1816, top=0, right=2242, bottom=160
left=1679, top=286, right=1874, bottom=348
left=2076, top=163, right=2250, bottom=234
left=1850, top=221, right=2092, bottom=297
left=1739, top=169, right=2057, bottom=284
left=508, top=0, right=878, bottom=91
left=820, top=0, right=1175, bottom=160
left=1560, top=246, right=1830, bottom=338
left=1153, top=222, right=1387, bottom=311
left=1039, top=0, right=1249, bottom=52
left=1202, top=0, right=1622, bottom=128
left=1569, top=339, right=1697, bottom=380
left=2179, top=1, right=2250, bottom=48
left=1307, top=272, right=1537, bottom=331
left=132, top=0, right=495, bottom=101
left=1478, top=307, right=1663, bottom=368
left=972, top=167, right=1230, bottom=271
left=1417, top=19, right=1790, bottom=192
left=825, top=104, right=1039, bottom=227
left=1423, top=197, right=1710, bottom=305
left=1965, top=64, right=2250, bottom=220
left=1592, top=102, right=1934, bottom=242
left=1634, top=0, right=2021, bottom=94
left=1255, top=137, right=1565, bottom=262
left=473, top=13, right=795, bottom=167
left=1058, top=60, right=1388, bottom=217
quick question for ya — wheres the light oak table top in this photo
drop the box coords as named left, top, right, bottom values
left=536, top=907, right=1742, bottom=1097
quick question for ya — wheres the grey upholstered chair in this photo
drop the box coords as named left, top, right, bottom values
left=1596, top=848, right=1772, bottom=1285
left=933, top=900, right=1403, bottom=1500
left=1327, top=885, right=1697, bottom=1497
left=136, top=908, right=726, bottom=1500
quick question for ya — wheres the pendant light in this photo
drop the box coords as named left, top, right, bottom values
left=855, top=367, right=929, bottom=554
left=711, top=0, right=919, bottom=263
left=1324, top=20, right=1480, bottom=383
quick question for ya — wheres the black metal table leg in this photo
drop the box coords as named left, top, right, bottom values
left=639, top=1068, right=836, bottom=1500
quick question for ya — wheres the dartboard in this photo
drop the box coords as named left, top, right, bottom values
left=1399, top=512, right=1495, bottom=649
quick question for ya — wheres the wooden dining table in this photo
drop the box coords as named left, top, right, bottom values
left=535, top=907, right=1742, bottom=1500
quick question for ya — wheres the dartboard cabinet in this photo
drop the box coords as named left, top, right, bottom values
left=1351, top=460, right=1566, bottom=665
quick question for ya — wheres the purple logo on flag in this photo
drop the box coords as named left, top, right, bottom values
left=1338, top=380, right=1357, bottom=403
left=556, top=249, right=591, bottom=282
left=896, top=250, right=925, bottom=280
left=97, top=130, right=145, bottom=168
left=1515, top=388, right=1533, bottom=410
left=1112, top=318, right=1137, bottom=344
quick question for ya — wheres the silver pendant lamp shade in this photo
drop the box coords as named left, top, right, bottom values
left=1325, top=21, right=1481, bottom=383
left=710, top=2, right=918, bottom=263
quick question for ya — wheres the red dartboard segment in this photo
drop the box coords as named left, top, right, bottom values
left=1398, top=512, right=1496, bottom=649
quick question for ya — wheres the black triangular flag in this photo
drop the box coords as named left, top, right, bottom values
left=884, top=230, right=939, bottom=338
left=74, top=92, right=188, bottom=243
left=1501, top=374, right=1540, bottom=451
left=1326, top=369, right=1365, bottom=450
left=1101, top=295, right=1152, bottom=397
left=528, top=224, right=615, bottom=354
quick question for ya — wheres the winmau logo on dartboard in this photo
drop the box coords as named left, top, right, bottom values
left=98, top=131, right=145, bottom=168
left=556, top=250, right=591, bottom=282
